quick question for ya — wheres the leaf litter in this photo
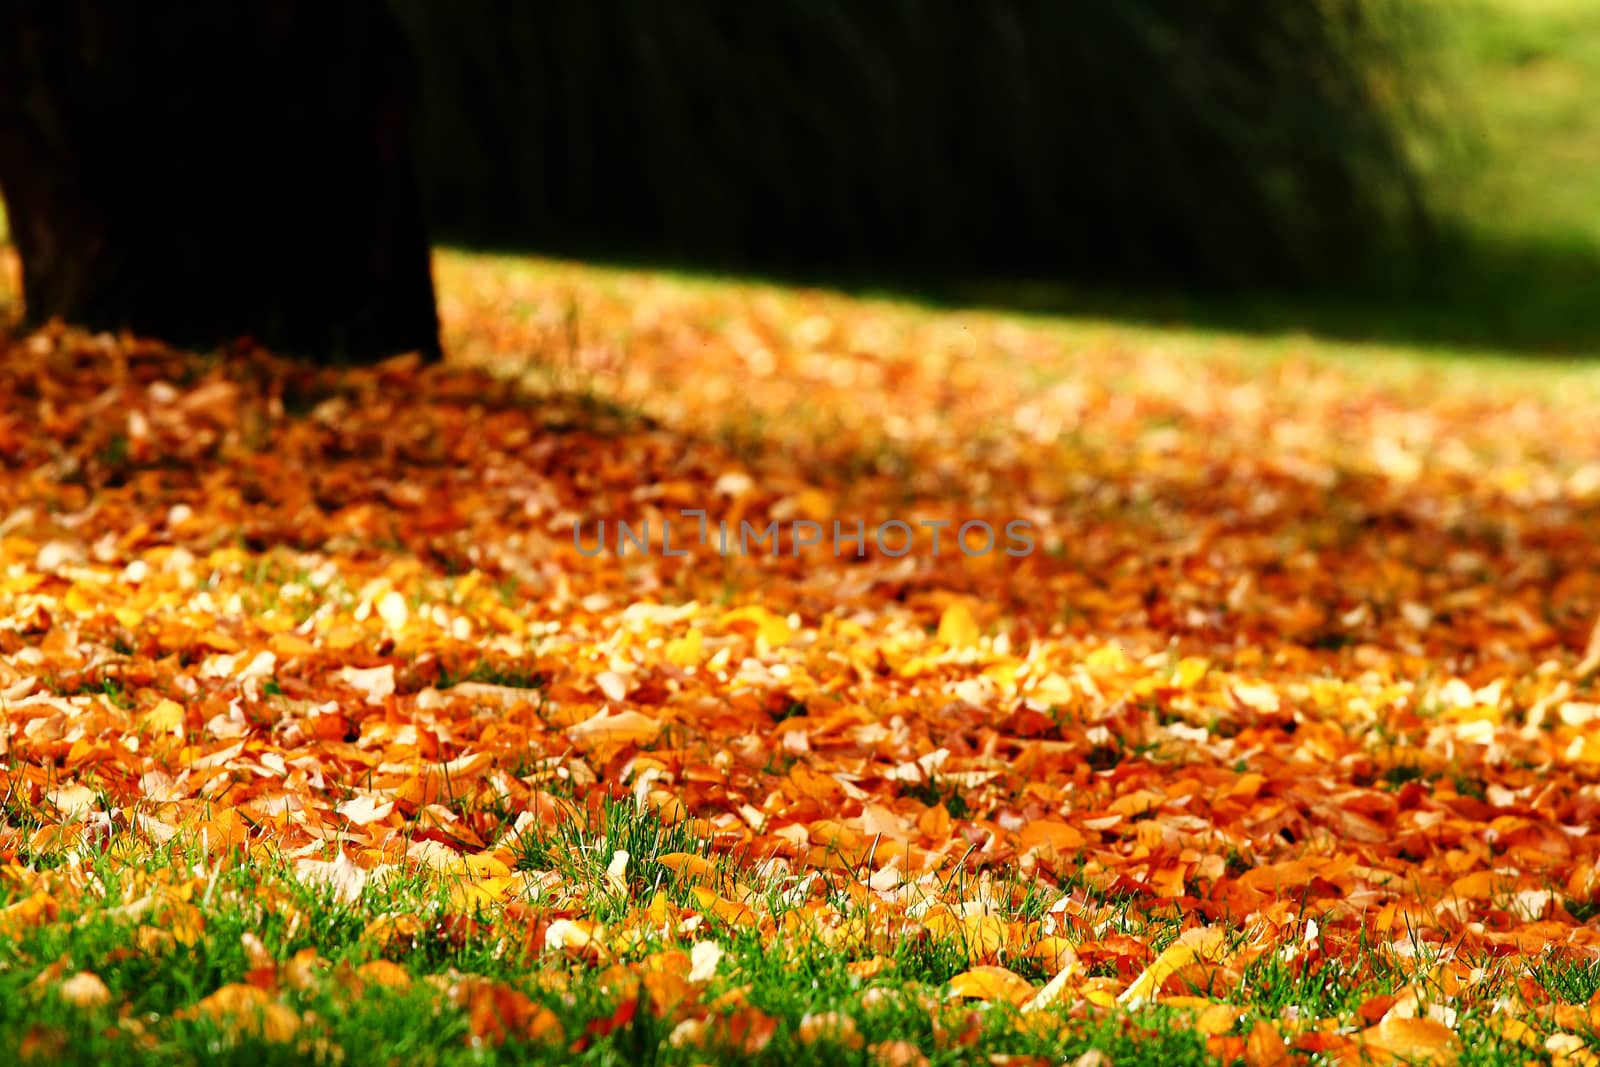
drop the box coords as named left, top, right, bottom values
left=0, top=253, right=1599, bottom=1062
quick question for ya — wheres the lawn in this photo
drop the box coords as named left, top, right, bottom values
left=3, top=4, right=1600, bottom=1066
left=1441, top=0, right=1600, bottom=249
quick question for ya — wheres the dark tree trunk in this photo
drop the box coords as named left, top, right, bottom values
left=0, top=1, right=441, bottom=363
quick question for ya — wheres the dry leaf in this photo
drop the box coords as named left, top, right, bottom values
left=294, top=851, right=369, bottom=904
left=1357, top=1015, right=1461, bottom=1065
left=567, top=708, right=661, bottom=749
left=336, top=664, right=395, bottom=704
left=1118, top=928, right=1227, bottom=1006
left=57, top=972, right=111, bottom=1009
left=948, top=966, right=1035, bottom=1005
left=189, top=984, right=300, bottom=1043
left=936, top=602, right=980, bottom=648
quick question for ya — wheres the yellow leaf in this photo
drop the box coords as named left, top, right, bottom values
left=721, top=606, right=794, bottom=647
left=1083, top=984, right=1118, bottom=1008
left=1494, top=1018, right=1537, bottom=1047
left=1084, top=645, right=1129, bottom=672
left=604, top=849, right=630, bottom=895
left=1173, top=657, right=1209, bottom=689
left=847, top=956, right=889, bottom=980
left=1358, top=1015, right=1460, bottom=1065
left=376, top=590, right=409, bottom=632
left=48, top=784, right=96, bottom=820
left=161, top=899, right=206, bottom=947
left=140, top=698, right=186, bottom=736
left=960, top=914, right=1007, bottom=959
left=1027, top=936, right=1080, bottom=973
left=789, top=488, right=831, bottom=520
left=461, top=851, right=512, bottom=878
left=1021, top=959, right=1081, bottom=1013
left=595, top=670, right=629, bottom=702
left=947, top=966, right=1034, bottom=1005
left=936, top=602, right=980, bottom=649
left=363, top=914, right=422, bottom=950
left=294, top=851, right=369, bottom=905
left=1118, top=927, right=1227, bottom=1006
left=1108, top=790, right=1163, bottom=818
left=196, top=630, right=241, bottom=652
left=63, top=585, right=95, bottom=616
left=870, top=1039, right=930, bottom=1067
left=285, top=949, right=324, bottom=994
left=1230, top=682, right=1280, bottom=713
left=665, top=629, right=704, bottom=667
left=1448, top=871, right=1506, bottom=901
left=449, top=879, right=511, bottom=910
left=324, top=625, right=363, bottom=651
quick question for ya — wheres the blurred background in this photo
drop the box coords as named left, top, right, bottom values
left=2, top=0, right=1597, bottom=356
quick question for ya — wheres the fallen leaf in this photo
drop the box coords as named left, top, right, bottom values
left=1357, top=1014, right=1461, bottom=1065
left=936, top=602, right=980, bottom=648
left=1118, top=928, right=1227, bottom=1006
left=948, top=966, right=1034, bottom=1005
left=57, top=972, right=111, bottom=1009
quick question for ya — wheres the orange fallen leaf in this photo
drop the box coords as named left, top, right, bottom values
left=721, top=605, right=794, bottom=647
left=1119, top=928, right=1227, bottom=1006
left=1245, top=1020, right=1291, bottom=1067
left=355, top=960, right=413, bottom=989
left=567, top=708, right=661, bottom=749
left=188, top=984, right=300, bottom=1043
left=1356, top=1015, right=1461, bottom=1066
left=798, top=1011, right=864, bottom=1049
left=948, top=966, right=1035, bottom=1005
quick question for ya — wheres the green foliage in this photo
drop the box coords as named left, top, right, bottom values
left=391, top=0, right=1435, bottom=291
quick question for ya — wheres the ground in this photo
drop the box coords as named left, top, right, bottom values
left=1, top=251, right=1600, bottom=1065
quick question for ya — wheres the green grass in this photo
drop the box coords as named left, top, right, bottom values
left=511, top=792, right=706, bottom=918
left=1442, top=0, right=1600, bottom=247
left=0, top=824, right=1581, bottom=1065
left=435, top=660, right=548, bottom=692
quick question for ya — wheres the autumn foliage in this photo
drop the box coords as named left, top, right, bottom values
left=1, top=253, right=1599, bottom=1062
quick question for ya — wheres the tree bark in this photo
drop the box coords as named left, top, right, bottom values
left=0, top=1, right=441, bottom=363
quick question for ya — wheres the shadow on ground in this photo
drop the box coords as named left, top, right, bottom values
left=445, top=227, right=1600, bottom=361
left=923, top=231, right=1600, bottom=360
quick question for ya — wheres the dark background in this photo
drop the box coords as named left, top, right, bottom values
left=390, top=1, right=1433, bottom=293
left=3, top=1, right=1596, bottom=358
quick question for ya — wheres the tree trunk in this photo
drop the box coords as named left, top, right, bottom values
left=0, top=1, right=441, bottom=363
